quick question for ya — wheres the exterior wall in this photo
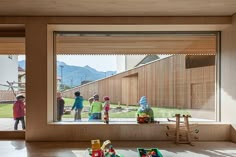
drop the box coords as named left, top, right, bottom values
left=0, top=55, right=18, bottom=90
left=221, top=14, right=236, bottom=123
left=0, top=90, right=21, bottom=102
left=63, top=55, right=215, bottom=110
left=126, top=55, right=146, bottom=70
left=116, top=55, right=126, bottom=73
left=116, top=55, right=146, bottom=73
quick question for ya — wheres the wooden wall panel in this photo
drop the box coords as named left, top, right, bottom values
left=63, top=55, right=216, bottom=110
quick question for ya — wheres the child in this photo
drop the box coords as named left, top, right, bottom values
left=136, top=96, right=154, bottom=123
left=57, top=92, right=65, bottom=121
left=71, top=91, right=83, bottom=121
left=13, top=94, right=26, bottom=130
left=103, top=96, right=110, bottom=124
left=88, top=97, right=94, bottom=117
left=89, top=94, right=102, bottom=120
left=88, top=97, right=94, bottom=105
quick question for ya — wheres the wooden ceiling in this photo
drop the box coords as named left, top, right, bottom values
left=0, top=35, right=216, bottom=54
left=0, top=0, right=235, bottom=16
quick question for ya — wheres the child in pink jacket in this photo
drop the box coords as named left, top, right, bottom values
left=103, top=96, right=110, bottom=124
left=13, top=94, right=26, bottom=130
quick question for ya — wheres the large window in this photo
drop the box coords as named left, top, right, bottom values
left=0, top=55, right=26, bottom=130
left=54, top=32, right=218, bottom=123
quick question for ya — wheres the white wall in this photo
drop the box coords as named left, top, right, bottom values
left=116, top=55, right=126, bottom=73
left=0, top=55, right=18, bottom=90
left=221, top=14, right=236, bottom=123
left=116, top=55, right=146, bottom=73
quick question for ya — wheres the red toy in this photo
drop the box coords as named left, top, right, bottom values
left=92, top=150, right=104, bottom=157
left=109, top=145, right=116, bottom=157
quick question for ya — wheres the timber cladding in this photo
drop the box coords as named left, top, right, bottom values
left=62, top=55, right=215, bottom=110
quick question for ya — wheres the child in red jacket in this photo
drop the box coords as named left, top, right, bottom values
left=13, top=94, right=26, bottom=130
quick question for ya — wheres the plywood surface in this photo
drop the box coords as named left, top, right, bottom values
left=0, top=0, right=236, bottom=16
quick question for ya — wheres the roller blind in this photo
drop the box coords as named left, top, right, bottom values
left=56, top=35, right=216, bottom=55
left=0, top=37, right=25, bottom=54
left=0, top=35, right=216, bottom=55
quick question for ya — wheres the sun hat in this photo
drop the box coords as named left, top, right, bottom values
left=16, top=94, right=25, bottom=99
left=103, top=96, right=110, bottom=101
left=93, top=94, right=99, bottom=100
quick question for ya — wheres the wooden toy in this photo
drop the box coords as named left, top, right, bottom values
left=166, top=114, right=199, bottom=145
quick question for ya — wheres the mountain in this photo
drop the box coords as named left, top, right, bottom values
left=18, top=60, right=116, bottom=87
left=18, top=60, right=26, bottom=70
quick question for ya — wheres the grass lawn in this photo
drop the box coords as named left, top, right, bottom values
left=0, top=98, right=189, bottom=119
left=0, top=104, right=13, bottom=118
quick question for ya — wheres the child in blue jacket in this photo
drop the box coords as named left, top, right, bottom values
left=71, top=91, right=84, bottom=121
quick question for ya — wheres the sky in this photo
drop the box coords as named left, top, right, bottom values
left=57, top=55, right=117, bottom=72
left=18, top=54, right=172, bottom=72
left=18, top=55, right=117, bottom=72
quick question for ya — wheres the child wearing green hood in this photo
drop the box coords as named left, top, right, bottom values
left=137, top=96, right=154, bottom=123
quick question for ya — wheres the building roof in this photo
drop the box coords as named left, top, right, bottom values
left=18, top=67, right=25, bottom=72
left=135, top=55, right=160, bottom=67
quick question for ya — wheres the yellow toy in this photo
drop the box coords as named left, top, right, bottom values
left=91, top=140, right=101, bottom=151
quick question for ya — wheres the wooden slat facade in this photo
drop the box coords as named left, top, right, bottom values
left=62, top=55, right=216, bottom=110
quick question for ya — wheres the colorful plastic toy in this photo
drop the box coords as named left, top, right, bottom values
left=104, top=112, right=109, bottom=124
left=91, top=140, right=104, bottom=157
left=137, top=113, right=150, bottom=123
left=88, top=140, right=124, bottom=157
left=137, top=148, right=163, bottom=157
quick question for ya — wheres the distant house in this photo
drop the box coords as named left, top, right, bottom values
left=135, top=55, right=160, bottom=67
left=116, top=55, right=160, bottom=73
left=18, top=66, right=25, bottom=91
left=116, top=55, right=146, bottom=73
left=81, top=80, right=92, bottom=85
left=57, top=76, right=61, bottom=91
left=0, top=55, right=18, bottom=90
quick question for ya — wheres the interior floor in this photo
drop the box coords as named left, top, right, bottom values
left=1, top=140, right=236, bottom=157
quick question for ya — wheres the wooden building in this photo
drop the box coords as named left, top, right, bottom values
left=63, top=55, right=215, bottom=110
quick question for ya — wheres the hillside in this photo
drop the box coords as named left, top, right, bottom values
left=18, top=60, right=116, bottom=87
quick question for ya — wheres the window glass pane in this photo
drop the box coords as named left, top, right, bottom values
left=54, top=33, right=217, bottom=123
left=0, top=55, right=26, bottom=130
